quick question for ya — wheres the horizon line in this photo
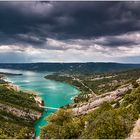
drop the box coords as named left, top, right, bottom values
left=0, top=62, right=140, bottom=65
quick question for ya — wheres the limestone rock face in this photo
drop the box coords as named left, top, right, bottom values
left=73, top=83, right=133, bottom=116
left=136, top=78, right=140, bottom=85
left=0, top=103, right=41, bottom=121
left=129, top=118, right=140, bottom=139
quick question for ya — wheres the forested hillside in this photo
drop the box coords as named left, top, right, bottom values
left=42, top=68, right=140, bottom=139
left=0, top=62, right=140, bottom=73
left=0, top=75, right=43, bottom=138
left=46, top=68, right=140, bottom=102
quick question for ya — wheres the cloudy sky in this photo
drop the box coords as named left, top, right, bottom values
left=0, top=1, right=140, bottom=63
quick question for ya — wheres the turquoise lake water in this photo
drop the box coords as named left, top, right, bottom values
left=0, top=69, right=79, bottom=137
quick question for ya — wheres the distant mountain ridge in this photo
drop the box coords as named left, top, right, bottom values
left=0, top=62, right=140, bottom=73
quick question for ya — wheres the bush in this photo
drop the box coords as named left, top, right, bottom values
left=81, top=107, right=138, bottom=139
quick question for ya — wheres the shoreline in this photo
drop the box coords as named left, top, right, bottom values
left=4, top=81, right=44, bottom=108
left=2, top=76, right=44, bottom=107
left=1, top=76, right=44, bottom=138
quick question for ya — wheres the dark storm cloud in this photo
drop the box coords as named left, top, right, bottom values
left=95, top=37, right=138, bottom=47
left=0, top=1, right=140, bottom=49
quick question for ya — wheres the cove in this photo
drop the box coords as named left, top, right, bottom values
left=0, top=69, right=79, bottom=137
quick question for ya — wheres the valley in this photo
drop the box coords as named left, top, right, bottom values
left=1, top=66, right=140, bottom=139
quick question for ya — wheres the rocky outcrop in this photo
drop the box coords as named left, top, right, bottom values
left=5, top=83, right=20, bottom=92
left=0, top=103, right=41, bottom=121
left=34, top=95, right=43, bottom=107
left=73, top=84, right=133, bottom=116
left=129, top=117, right=140, bottom=138
left=136, top=78, right=140, bottom=85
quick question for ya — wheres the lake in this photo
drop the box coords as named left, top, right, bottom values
left=0, top=69, right=79, bottom=137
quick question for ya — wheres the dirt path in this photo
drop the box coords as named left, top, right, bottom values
left=71, top=76, right=97, bottom=97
